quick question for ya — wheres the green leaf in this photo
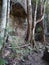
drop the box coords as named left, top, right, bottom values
left=0, top=58, right=8, bottom=65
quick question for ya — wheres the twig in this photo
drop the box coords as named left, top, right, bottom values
left=8, top=44, right=31, bottom=49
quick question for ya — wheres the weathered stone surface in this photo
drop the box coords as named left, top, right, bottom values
left=11, top=0, right=27, bottom=13
left=10, top=3, right=27, bottom=18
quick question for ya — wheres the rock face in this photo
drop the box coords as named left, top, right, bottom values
left=8, top=0, right=27, bottom=38
left=10, top=3, right=27, bottom=18
left=11, top=0, right=27, bottom=13
left=0, top=0, right=27, bottom=37
left=10, top=0, right=27, bottom=18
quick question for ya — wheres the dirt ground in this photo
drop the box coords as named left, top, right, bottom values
left=4, top=27, right=49, bottom=65
left=5, top=51, right=49, bottom=65
left=3, top=42, right=49, bottom=65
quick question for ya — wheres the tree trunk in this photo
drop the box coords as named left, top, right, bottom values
left=1, top=0, right=7, bottom=37
left=32, top=0, right=39, bottom=47
left=7, top=0, right=10, bottom=27
left=40, top=0, right=46, bottom=43
left=32, top=0, right=47, bottom=47
left=25, top=0, right=32, bottom=43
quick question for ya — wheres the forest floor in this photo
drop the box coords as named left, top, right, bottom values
left=1, top=26, right=49, bottom=65
left=11, top=52, right=49, bottom=65
left=2, top=36, right=49, bottom=65
left=4, top=48, right=49, bottom=65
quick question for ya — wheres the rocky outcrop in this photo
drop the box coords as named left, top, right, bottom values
left=11, top=0, right=27, bottom=13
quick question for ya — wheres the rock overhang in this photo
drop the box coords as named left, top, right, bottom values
left=10, top=0, right=27, bottom=18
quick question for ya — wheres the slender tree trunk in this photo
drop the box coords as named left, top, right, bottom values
left=25, top=0, right=32, bottom=43
left=32, top=0, right=47, bottom=47
left=0, top=0, right=7, bottom=58
left=1, top=0, right=7, bottom=37
left=40, top=0, right=47, bottom=43
left=40, top=0, right=44, bottom=42
left=32, top=0, right=38, bottom=47
left=6, top=0, right=10, bottom=28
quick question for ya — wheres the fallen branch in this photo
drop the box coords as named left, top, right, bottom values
left=8, top=43, right=31, bottom=49
left=20, top=43, right=31, bottom=48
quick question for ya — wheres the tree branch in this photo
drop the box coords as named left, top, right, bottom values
left=34, top=0, right=38, bottom=23
left=36, top=0, right=47, bottom=24
left=36, top=14, right=44, bottom=23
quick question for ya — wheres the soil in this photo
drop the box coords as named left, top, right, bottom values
left=3, top=44, right=49, bottom=65
left=5, top=52, right=49, bottom=65
left=2, top=36, right=49, bottom=65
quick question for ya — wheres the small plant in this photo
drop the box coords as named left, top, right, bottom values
left=11, top=42, right=33, bottom=59
left=36, top=26, right=42, bottom=33
left=0, top=58, right=8, bottom=65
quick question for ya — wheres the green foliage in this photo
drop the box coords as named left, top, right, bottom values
left=11, top=42, right=33, bottom=57
left=37, top=28, right=42, bottom=33
left=0, top=58, right=8, bottom=65
left=10, top=36, right=33, bottom=59
left=11, top=43, right=17, bottom=51
left=32, top=0, right=36, bottom=4
left=36, top=26, right=42, bottom=33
